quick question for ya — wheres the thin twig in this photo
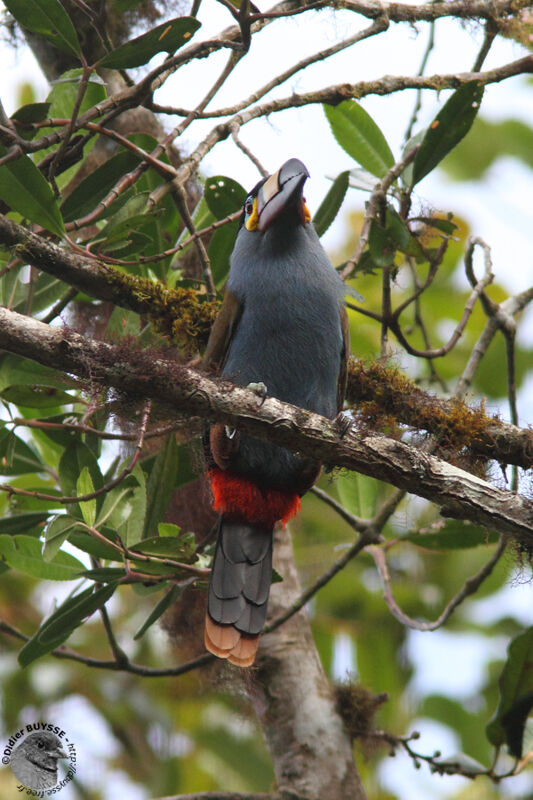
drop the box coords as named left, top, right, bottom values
left=368, top=535, right=506, bottom=631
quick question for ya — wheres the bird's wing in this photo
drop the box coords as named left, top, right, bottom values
left=337, top=304, right=351, bottom=412
left=202, top=288, right=243, bottom=371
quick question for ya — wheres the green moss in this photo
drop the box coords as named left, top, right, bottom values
left=346, top=359, right=501, bottom=473
left=102, top=266, right=220, bottom=351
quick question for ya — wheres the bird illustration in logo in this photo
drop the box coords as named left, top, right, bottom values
left=10, top=731, right=67, bottom=789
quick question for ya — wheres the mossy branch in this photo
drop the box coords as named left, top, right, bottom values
left=1, top=305, right=533, bottom=544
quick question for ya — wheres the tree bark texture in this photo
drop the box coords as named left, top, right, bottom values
left=249, top=528, right=366, bottom=800
left=1, top=306, right=532, bottom=544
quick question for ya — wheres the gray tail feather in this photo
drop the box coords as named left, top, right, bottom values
left=208, top=518, right=273, bottom=635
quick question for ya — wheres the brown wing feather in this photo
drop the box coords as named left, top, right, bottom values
left=202, top=289, right=243, bottom=371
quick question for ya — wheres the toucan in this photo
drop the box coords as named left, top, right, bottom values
left=203, top=158, right=350, bottom=666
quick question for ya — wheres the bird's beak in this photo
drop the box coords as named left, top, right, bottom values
left=256, top=158, right=310, bottom=232
left=50, top=746, right=68, bottom=759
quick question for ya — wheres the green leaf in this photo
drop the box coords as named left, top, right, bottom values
left=58, top=441, right=103, bottom=498
left=42, top=514, right=82, bottom=562
left=415, top=216, right=458, bottom=236
left=133, top=584, right=182, bottom=640
left=406, top=521, right=498, bottom=550
left=208, top=222, right=239, bottom=287
left=68, top=529, right=120, bottom=561
left=1, top=384, right=75, bottom=408
left=142, top=434, right=179, bottom=539
left=18, top=583, right=118, bottom=667
left=11, top=102, right=51, bottom=141
left=99, top=17, right=201, bottom=69
left=0, top=534, right=85, bottom=580
left=336, top=471, right=379, bottom=519
left=411, top=82, right=485, bottom=186
left=369, top=220, right=396, bottom=267
left=0, top=353, right=75, bottom=393
left=3, top=0, right=82, bottom=57
left=487, top=627, right=533, bottom=755
left=60, top=151, right=141, bottom=222
left=324, top=101, right=395, bottom=178
left=0, top=429, right=44, bottom=475
left=132, top=533, right=197, bottom=563
left=204, top=175, right=246, bottom=220
left=123, top=464, right=146, bottom=547
left=46, top=69, right=106, bottom=120
left=0, top=143, right=64, bottom=235
left=158, top=522, right=180, bottom=537
left=11, top=101, right=51, bottom=125
left=314, top=171, right=349, bottom=237
left=78, top=566, right=126, bottom=582
left=0, top=512, right=49, bottom=536
left=76, top=467, right=96, bottom=527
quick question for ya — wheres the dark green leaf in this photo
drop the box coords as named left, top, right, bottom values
left=208, top=222, right=239, bottom=287
left=142, top=434, right=179, bottom=539
left=11, top=102, right=51, bottom=124
left=415, top=216, right=458, bottom=236
left=3, top=0, right=82, bottom=56
left=0, top=143, right=64, bottom=235
left=369, top=220, right=396, bottom=267
left=314, top=171, right=349, bottom=237
left=68, top=529, right=121, bottom=560
left=324, top=101, right=395, bottom=178
left=123, top=464, right=146, bottom=547
left=78, top=567, right=126, bottom=582
left=1, top=384, right=75, bottom=408
left=204, top=175, right=246, bottom=220
left=77, top=467, right=96, bottom=527
left=0, top=534, right=85, bottom=580
left=18, top=583, right=118, bottom=667
left=60, top=151, right=141, bottom=222
left=0, top=429, right=44, bottom=475
left=406, top=522, right=498, bottom=550
left=0, top=353, right=75, bottom=393
left=11, top=102, right=51, bottom=140
left=132, top=533, right=197, bottom=563
left=133, top=584, right=182, bottom=639
left=58, top=441, right=103, bottom=498
left=501, top=693, right=533, bottom=759
left=0, top=512, right=49, bottom=536
left=42, top=514, right=82, bottom=561
left=487, top=627, right=533, bottom=753
left=99, top=17, right=201, bottom=69
left=411, top=82, right=484, bottom=186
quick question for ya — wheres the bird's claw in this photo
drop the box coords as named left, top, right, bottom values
left=335, top=411, right=352, bottom=439
left=247, top=381, right=268, bottom=405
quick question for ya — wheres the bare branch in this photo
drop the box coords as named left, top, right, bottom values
left=368, top=535, right=506, bottom=630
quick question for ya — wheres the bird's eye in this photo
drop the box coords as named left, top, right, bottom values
left=37, top=741, right=45, bottom=749
left=244, top=198, right=254, bottom=218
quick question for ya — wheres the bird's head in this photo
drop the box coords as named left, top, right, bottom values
left=241, top=158, right=311, bottom=235
left=20, top=732, right=68, bottom=770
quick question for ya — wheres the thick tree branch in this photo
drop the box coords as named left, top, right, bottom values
left=1, top=213, right=532, bottom=468
left=1, top=307, right=533, bottom=543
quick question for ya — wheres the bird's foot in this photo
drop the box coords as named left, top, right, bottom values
left=334, top=411, right=352, bottom=439
left=247, top=381, right=268, bottom=405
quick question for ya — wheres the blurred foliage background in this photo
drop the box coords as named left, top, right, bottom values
left=1, top=2, right=533, bottom=799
